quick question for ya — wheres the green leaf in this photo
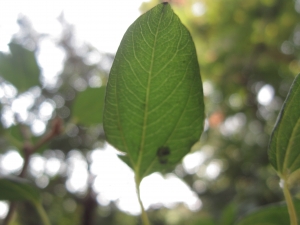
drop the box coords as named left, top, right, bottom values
left=2, top=125, right=49, bottom=154
left=6, top=125, right=23, bottom=147
left=188, top=217, right=216, bottom=225
left=236, top=200, right=300, bottom=225
left=0, top=43, right=40, bottom=92
left=103, top=3, right=204, bottom=180
left=0, top=176, right=41, bottom=204
left=219, top=202, right=237, bottom=225
left=72, top=87, right=106, bottom=126
left=269, top=74, right=300, bottom=182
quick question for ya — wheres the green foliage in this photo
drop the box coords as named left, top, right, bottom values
left=0, top=43, right=40, bottom=92
left=219, top=202, right=237, bottom=225
left=0, top=0, right=300, bottom=225
left=103, top=3, right=204, bottom=181
left=236, top=199, right=300, bottom=225
left=269, top=74, right=300, bottom=182
left=72, top=87, right=106, bottom=126
left=188, top=217, right=216, bottom=225
left=0, top=176, right=40, bottom=204
left=0, top=177, right=51, bottom=224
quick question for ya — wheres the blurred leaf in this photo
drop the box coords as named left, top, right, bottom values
left=5, top=125, right=23, bottom=148
left=236, top=199, right=300, bottom=225
left=3, top=125, right=48, bottom=153
left=72, top=86, right=106, bottom=126
left=269, top=74, right=300, bottom=182
left=0, top=176, right=41, bottom=204
left=188, top=217, right=216, bottom=225
left=219, top=202, right=237, bottom=225
left=0, top=43, right=40, bottom=92
left=0, top=112, right=15, bottom=153
left=103, top=3, right=204, bottom=181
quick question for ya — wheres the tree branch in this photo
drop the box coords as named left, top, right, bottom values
left=3, top=117, right=63, bottom=225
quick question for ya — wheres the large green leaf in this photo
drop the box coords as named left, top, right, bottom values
left=236, top=200, right=300, bottom=225
left=103, top=3, right=204, bottom=180
left=72, top=87, right=106, bottom=126
left=0, top=176, right=41, bottom=204
left=269, top=74, right=300, bottom=182
left=0, top=43, right=40, bottom=92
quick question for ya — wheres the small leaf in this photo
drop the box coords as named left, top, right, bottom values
left=0, top=43, right=40, bottom=92
left=219, top=202, right=237, bottom=225
left=103, top=3, right=204, bottom=180
left=72, top=87, right=106, bottom=126
left=236, top=200, right=300, bottom=225
left=0, top=176, right=41, bottom=204
left=188, top=217, right=216, bottom=225
left=6, top=125, right=23, bottom=143
left=269, top=74, right=300, bottom=181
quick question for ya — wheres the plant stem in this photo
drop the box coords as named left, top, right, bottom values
left=283, top=179, right=298, bottom=225
left=135, top=176, right=150, bottom=225
left=35, top=203, right=51, bottom=225
left=3, top=117, right=62, bottom=225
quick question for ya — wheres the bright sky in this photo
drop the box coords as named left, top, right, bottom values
left=0, top=0, right=211, bottom=217
left=0, top=0, right=149, bottom=53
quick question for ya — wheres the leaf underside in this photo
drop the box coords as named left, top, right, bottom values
left=236, top=199, right=300, bottom=225
left=103, top=3, right=204, bottom=180
left=269, top=74, right=300, bottom=181
left=0, top=43, right=40, bottom=92
left=0, top=176, right=41, bottom=204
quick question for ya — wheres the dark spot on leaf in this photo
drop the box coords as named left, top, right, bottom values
left=159, top=158, right=168, bottom=164
left=157, top=146, right=170, bottom=156
left=157, top=146, right=170, bottom=164
left=162, top=2, right=168, bottom=5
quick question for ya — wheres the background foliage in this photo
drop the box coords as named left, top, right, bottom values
left=0, top=0, right=300, bottom=224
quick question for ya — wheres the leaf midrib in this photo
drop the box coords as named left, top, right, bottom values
left=141, top=60, right=196, bottom=177
left=135, top=6, right=166, bottom=179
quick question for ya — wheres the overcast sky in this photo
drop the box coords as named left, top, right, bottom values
left=0, top=0, right=149, bottom=53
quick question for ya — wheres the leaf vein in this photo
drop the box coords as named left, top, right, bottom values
left=121, top=52, right=147, bottom=89
left=148, top=59, right=192, bottom=115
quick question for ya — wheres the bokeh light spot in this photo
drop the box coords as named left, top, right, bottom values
left=31, top=119, right=46, bottom=136
left=191, top=2, right=206, bottom=16
left=257, top=84, right=274, bottom=106
left=0, top=201, right=8, bottom=219
left=1, top=150, right=23, bottom=174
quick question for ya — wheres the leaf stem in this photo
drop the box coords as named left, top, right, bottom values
left=135, top=176, right=150, bottom=225
left=283, top=179, right=298, bottom=225
left=35, top=203, right=51, bottom=225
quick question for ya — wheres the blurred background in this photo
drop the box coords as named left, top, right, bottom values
left=0, top=0, right=300, bottom=224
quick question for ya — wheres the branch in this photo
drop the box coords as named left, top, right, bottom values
left=3, top=117, right=63, bottom=225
